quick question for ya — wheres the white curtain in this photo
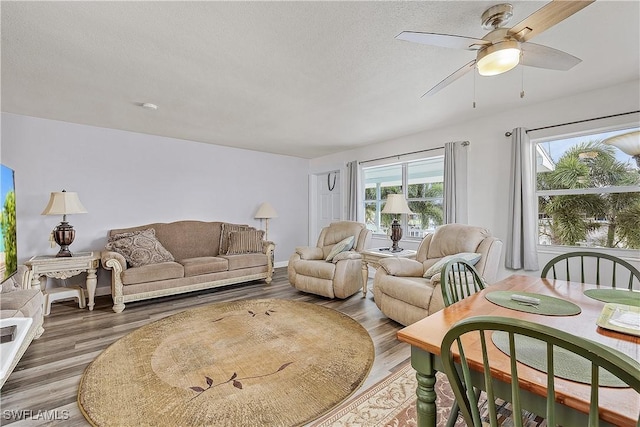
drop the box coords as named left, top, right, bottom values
left=505, top=128, right=539, bottom=270
left=346, top=160, right=360, bottom=221
left=443, top=141, right=469, bottom=224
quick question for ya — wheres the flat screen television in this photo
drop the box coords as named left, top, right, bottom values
left=1, top=164, right=18, bottom=282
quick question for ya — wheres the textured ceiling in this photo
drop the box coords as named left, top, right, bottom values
left=2, top=1, right=639, bottom=159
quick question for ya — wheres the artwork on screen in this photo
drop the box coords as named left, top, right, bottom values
left=1, top=164, right=18, bottom=282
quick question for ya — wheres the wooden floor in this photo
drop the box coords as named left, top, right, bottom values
left=0, top=268, right=410, bottom=426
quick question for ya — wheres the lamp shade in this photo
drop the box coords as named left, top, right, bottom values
left=477, top=40, right=520, bottom=76
left=381, top=194, right=413, bottom=214
left=254, top=202, right=278, bottom=219
left=41, top=191, right=87, bottom=215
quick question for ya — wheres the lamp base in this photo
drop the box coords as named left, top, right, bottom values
left=389, top=219, right=403, bottom=252
left=53, top=222, right=75, bottom=257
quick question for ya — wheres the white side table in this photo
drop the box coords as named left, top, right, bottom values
left=0, top=317, right=32, bottom=384
left=25, top=251, right=100, bottom=314
left=361, top=247, right=418, bottom=297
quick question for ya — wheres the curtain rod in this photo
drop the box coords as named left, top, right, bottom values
left=504, top=110, right=640, bottom=137
left=359, top=141, right=469, bottom=165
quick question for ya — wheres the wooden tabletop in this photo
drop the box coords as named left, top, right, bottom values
left=397, top=274, right=640, bottom=427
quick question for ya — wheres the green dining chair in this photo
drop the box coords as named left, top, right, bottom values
left=441, top=315, right=640, bottom=427
left=441, top=258, right=487, bottom=308
left=440, top=258, right=487, bottom=427
left=541, top=251, right=640, bottom=289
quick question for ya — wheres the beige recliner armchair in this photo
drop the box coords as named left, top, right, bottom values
left=288, top=221, right=372, bottom=299
left=373, top=223, right=502, bottom=326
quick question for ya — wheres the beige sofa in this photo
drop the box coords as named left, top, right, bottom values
left=288, top=221, right=371, bottom=299
left=373, top=223, right=502, bottom=326
left=0, top=265, right=45, bottom=388
left=101, top=220, right=275, bottom=313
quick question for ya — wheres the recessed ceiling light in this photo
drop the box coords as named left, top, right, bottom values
left=141, top=103, right=158, bottom=110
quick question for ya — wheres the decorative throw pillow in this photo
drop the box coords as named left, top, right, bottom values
left=423, top=252, right=482, bottom=279
left=105, top=228, right=174, bottom=268
left=226, top=230, right=265, bottom=255
left=219, top=223, right=252, bottom=255
left=325, top=236, right=355, bottom=262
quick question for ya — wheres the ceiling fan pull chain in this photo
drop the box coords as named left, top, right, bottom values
left=473, top=65, right=477, bottom=108
left=520, top=52, right=525, bottom=99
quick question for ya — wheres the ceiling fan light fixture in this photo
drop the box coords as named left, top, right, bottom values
left=477, top=40, right=520, bottom=76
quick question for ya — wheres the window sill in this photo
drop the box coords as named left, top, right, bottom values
left=537, top=245, right=640, bottom=263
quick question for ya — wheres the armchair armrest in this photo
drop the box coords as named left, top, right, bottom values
left=295, top=246, right=324, bottom=260
left=101, top=251, right=128, bottom=272
left=378, top=258, right=424, bottom=277
left=331, top=251, right=361, bottom=263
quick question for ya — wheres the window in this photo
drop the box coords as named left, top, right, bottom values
left=535, top=126, right=640, bottom=250
left=364, top=156, right=444, bottom=238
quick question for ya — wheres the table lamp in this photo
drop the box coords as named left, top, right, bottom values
left=381, top=194, right=413, bottom=252
left=41, top=190, right=87, bottom=257
left=254, top=202, right=278, bottom=240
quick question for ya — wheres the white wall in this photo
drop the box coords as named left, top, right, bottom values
left=1, top=113, right=309, bottom=293
left=310, top=80, right=640, bottom=281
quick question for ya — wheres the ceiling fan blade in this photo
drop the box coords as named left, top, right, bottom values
left=422, top=60, right=476, bottom=97
left=520, top=42, right=581, bottom=70
left=396, top=31, right=488, bottom=50
left=507, top=0, right=595, bottom=43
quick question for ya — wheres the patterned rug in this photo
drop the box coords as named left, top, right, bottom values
left=78, top=299, right=375, bottom=427
left=310, top=361, right=547, bottom=427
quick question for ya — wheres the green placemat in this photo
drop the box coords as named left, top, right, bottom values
left=584, top=289, right=640, bottom=307
left=485, top=291, right=581, bottom=316
left=491, top=331, right=628, bottom=388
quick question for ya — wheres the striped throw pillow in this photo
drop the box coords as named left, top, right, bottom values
left=220, top=223, right=252, bottom=255
left=226, top=230, right=265, bottom=255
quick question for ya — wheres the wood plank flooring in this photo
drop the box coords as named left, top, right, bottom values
left=0, top=268, right=410, bottom=426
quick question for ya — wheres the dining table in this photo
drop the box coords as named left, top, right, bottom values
left=397, top=274, right=640, bottom=427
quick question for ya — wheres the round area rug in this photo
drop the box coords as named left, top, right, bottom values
left=78, top=299, right=375, bottom=427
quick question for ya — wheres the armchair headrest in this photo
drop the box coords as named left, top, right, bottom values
left=426, top=223, right=492, bottom=259
left=320, top=221, right=365, bottom=246
left=317, top=221, right=371, bottom=255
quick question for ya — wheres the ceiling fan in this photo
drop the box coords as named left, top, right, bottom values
left=397, top=0, right=595, bottom=97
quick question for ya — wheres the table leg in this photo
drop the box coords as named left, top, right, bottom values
left=361, top=261, right=369, bottom=298
left=412, top=346, right=438, bottom=427
left=30, top=274, right=42, bottom=291
left=86, top=267, right=97, bottom=311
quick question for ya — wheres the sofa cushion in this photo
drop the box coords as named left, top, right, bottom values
left=0, top=288, right=43, bottom=318
left=226, top=230, right=265, bottom=255
left=106, top=228, right=175, bottom=267
left=220, top=253, right=268, bottom=271
left=325, top=236, right=355, bottom=261
left=121, top=262, right=184, bottom=285
left=0, top=309, right=19, bottom=319
left=422, top=252, right=482, bottom=278
left=180, top=257, right=229, bottom=277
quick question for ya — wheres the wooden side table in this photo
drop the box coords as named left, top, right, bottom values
left=25, top=251, right=100, bottom=314
left=361, top=248, right=417, bottom=297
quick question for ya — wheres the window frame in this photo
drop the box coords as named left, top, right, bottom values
left=533, top=123, right=640, bottom=254
left=363, top=155, right=445, bottom=240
